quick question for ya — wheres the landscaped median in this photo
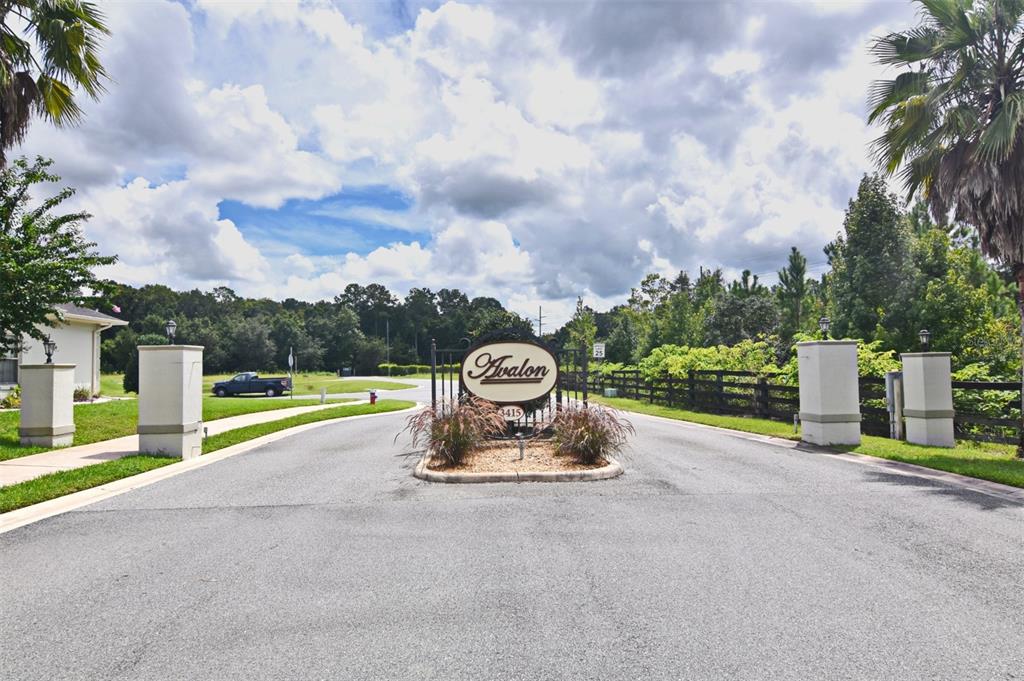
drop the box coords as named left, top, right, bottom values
left=592, top=395, right=1024, bottom=489
left=0, top=399, right=415, bottom=514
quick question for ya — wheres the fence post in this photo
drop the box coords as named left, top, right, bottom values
left=716, top=370, right=725, bottom=412
left=756, top=376, right=767, bottom=417
left=430, top=338, right=436, bottom=411
left=688, top=369, right=696, bottom=408
left=666, top=374, right=675, bottom=408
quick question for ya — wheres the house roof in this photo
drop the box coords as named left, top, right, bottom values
left=55, top=304, right=129, bottom=327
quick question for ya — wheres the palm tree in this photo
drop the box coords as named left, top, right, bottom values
left=0, top=1, right=108, bottom=163
left=869, top=0, right=1024, bottom=455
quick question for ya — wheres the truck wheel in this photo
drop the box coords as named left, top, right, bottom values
left=265, top=388, right=277, bottom=397
left=215, top=388, right=227, bottom=397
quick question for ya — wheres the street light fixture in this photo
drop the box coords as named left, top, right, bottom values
left=818, top=316, right=831, bottom=339
left=165, top=319, right=177, bottom=343
left=43, top=336, right=56, bottom=364
left=919, top=329, right=931, bottom=352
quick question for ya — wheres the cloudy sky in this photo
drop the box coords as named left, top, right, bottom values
left=20, top=0, right=918, bottom=325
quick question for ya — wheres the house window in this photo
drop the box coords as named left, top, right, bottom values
left=0, top=355, right=16, bottom=385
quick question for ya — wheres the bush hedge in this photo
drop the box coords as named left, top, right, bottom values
left=377, top=363, right=460, bottom=376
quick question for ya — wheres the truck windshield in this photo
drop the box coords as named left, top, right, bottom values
left=232, top=374, right=248, bottom=382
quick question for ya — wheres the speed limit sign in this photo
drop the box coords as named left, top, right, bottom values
left=593, top=342, right=606, bottom=359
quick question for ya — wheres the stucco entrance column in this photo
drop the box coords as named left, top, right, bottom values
left=901, top=352, right=955, bottom=448
left=19, top=364, right=76, bottom=447
left=797, top=340, right=861, bottom=446
left=137, top=345, right=203, bottom=459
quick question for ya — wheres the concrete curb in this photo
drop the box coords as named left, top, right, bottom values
left=413, top=450, right=623, bottom=483
left=0, top=402, right=423, bottom=535
left=623, top=410, right=1024, bottom=506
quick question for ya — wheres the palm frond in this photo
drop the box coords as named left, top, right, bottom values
left=871, top=26, right=941, bottom=65
left=868, top=71, right=931, bottom=124
left=976, top=91, right=1024, bottom=162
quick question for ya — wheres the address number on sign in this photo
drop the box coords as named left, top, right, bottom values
left=499, top=405, right=525, bottom=421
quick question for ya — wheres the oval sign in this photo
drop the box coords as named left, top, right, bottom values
left=498, top=405, right=525, bottom=421
left=461, top=341, right=559, bottom=405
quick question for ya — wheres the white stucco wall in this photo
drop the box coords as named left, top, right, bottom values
left=19, top=322, right=100, bottom=394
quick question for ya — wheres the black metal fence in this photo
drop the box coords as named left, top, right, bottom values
left=586, top=369, right=1024, bottom=445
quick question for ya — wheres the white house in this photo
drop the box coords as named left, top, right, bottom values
left=1, top=304, right=128, bottom=397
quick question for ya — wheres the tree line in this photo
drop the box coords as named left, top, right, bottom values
left=100, top=283, right=535, bottom=376
left=558, top=174, right=1021, bottom=381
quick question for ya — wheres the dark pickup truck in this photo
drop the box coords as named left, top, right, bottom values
left=212, top=372, right=291, bottom=397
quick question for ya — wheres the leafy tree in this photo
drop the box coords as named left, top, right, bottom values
left=605, top=312, right=637, bottom=363
left=826, top=174, right=915, bottom=344
left=100, top=327, right=135, bottom=373
left=352, top=336, right=387, bottom=375
left=703, top=292, right=779, bottom=346
left=122, top=333, right=166, bottom=394
left=869, top=0, right=1024, bottom=452
left=223, top=316, right=276, bottom=370
left=565, top=296, right=597, bottom=352
left=0, top=1, right=109, bottom=162
left=0, top=157, right=115, bottom=354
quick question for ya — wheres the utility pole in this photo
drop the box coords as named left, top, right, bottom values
left=386, top=319, right=390, bottom=376
left=537, top=305, right=544, bottom=337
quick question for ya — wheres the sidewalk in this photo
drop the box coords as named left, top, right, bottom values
left=0, top=400, right=366, bottom=487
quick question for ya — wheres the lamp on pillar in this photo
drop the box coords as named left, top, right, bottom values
left=165, top=319, right=177, bottom=343
left=918, top=329, right=931, bottom=352
left=43, top=336, right=56, bottom=364
left=818, top=316, right=831, bottom=339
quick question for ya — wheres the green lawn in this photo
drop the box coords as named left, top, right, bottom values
left=0, top=400, right=416, bottom=514
left=594, top=395, right=1024, bottom=489
left=0, top=455, right=175, bottom=514
left=101, top=372, right=415, bottom=397
left=202, top=399, right=414, bottom=453
left=0, top=395, right=353, bottom=462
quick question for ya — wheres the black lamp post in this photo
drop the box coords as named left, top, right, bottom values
left=165, top=319, right=177, bottom=343
left=818, top=316, right=831, bottom=339
left=919, top=329, right=931, bottom=352
left=43, top=336, right=56, bottom=364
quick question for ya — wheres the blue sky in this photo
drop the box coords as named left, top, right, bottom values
left=20, top=0, right=918, bottom=325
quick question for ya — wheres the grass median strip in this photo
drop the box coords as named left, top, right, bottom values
left=202, top=399, right=415, bottom=453
left=0, top=455, right=175, bottom=514
left=0, top=399, right=417, bottom=515
left=594, top=395, right=1024, bottom=489
left=0, top=396, right=355, bottom=462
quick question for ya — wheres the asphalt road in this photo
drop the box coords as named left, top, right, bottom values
left=2, top=408, right=1023, bottom=680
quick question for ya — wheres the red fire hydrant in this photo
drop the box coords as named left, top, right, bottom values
left=369, top=389, right=377, bottom=405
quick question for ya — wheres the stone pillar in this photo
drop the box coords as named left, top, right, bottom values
left=901, top=352, right=955, bottom=448
left=18, top=364, right=76, bottom=447
left=797, top=341, right=861, bottom=446
left=138, top=345, right=203, bottom=459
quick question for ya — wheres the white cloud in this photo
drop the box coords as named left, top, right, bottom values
left=15, top=0, right=923, bottom=326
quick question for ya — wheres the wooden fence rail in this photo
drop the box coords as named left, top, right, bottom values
left=580, top=369, right=1023, bottom=445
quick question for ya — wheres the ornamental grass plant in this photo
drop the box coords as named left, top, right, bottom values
left=552, top=404, right=634, bottom=465
left=403, top=397, right=507, bottom=466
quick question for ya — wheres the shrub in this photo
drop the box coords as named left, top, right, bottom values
left=73, top=387, right=92, bottom=402
left=552, top=404, right=635, bottom=465
left=402, top=396, right=506, bottom=466
left=377, top=363, right=445, bottom=376
left=1, top=385, right=21, bottom=409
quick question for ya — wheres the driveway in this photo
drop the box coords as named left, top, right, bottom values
left=1, top=410, right=1022, bottom=679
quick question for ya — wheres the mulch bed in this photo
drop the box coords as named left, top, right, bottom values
left=426, top=438, right=607, bottom=473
